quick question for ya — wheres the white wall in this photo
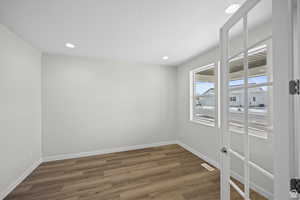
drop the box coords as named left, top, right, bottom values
left=0, top=24, right=42, bottom=198
left=177, top=47, right=220, bottom=163
left=0, top=13, right=275, bottom=199
left=42, top=54, right=177, bottom=158
left=176, top=21, right=274, bottom=197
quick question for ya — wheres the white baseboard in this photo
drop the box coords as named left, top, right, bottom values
left=1, top=140, right=272, bottom=200
left=43, top=141, right=177, bottom=162
left=0, top=158, right=42, bottom=200
left=2, top=142, right=177, bottom=199
left=177, top=140, right=273, bottom=200
left=176, top=140, right=220, bottom=169
left=231, top=171, right=273, bottom=199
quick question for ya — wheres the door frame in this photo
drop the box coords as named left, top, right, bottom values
left=294, top=0, right=300, bottom=181
left=273, top=0, right=295, bottom=199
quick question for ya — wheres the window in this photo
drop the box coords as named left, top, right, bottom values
left=190, top=64, right=216, bottom=126
left=189, top=43, right=273, bottom=139
left=230, top=97, right=237, bottom=102
left=228, top=44, right=273, bottom=139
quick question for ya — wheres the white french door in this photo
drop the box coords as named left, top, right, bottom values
left=295, top=0, right=300, bottom=183
left=291, top=0, right=300, bottom=198
left=272, top=0, right=300, bottom=199
left=220, top=0, right=275, bottom=199
left=292, top=0, right=300, bottom=180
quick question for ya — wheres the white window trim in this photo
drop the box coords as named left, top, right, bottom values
left=189, top=63, right=216, bottom=127
left=189, top=43, right=273, bottom=140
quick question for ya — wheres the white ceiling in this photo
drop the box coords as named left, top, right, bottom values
left=0, top=0, right=271, bottom=66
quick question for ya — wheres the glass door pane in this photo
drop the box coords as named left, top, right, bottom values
left=248, top=1, right=273, bottom=197
left=228, top=18, right=246, bottom=200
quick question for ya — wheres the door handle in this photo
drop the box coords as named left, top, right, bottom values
left=221, top=147, right=228, bottom=154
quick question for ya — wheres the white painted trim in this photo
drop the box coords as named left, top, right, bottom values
left=176, top=140, right=220, bottom=169
left=220, top=21, right=231, bottom=200
left=230, top=179, right=246, bottom=198
left=189, top=62, right=217, bottom=127
left=294, top=0, right=300, bottom=180
left=188, top=119, right=215, bottom=127
left=190, top=63, right=215, bottom=73
left=243, top=15, right=251, bottom=199
left=222, top=0, right=260, bottom=30
left=273, top=0, right=294, bottom=199
left=177, top=140, right=273, bottom=199
left=1, top=141, right=273, bottom=200
left=229, top=148, right=274, bottom=180
left=230, top=171, right=274, bottom=200
left=43, top=141, right=177, bottom=162
left=0, top=158, right=42, bottom=200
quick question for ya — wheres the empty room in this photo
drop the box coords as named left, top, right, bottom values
left=0, top=0, right=299, bottom=199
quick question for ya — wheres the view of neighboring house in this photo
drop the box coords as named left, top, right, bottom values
left=197, top=88, right=215, bottom=106
left=194, top=80, right=270, bottom=137
left=196, top=83, right=267, bottom=108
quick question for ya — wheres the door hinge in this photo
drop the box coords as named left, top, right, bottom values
left=290, top=178, right=300, bottom=198
left=290, top=79, right=300, bottom=95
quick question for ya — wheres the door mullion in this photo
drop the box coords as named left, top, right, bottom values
left=243, top=15, right=250, bottom=200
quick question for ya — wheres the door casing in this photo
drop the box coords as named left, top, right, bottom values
left=273, top=0, right=295, bottom=199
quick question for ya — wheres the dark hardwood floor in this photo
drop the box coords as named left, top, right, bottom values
left=4, top=144, right=267, bottom=200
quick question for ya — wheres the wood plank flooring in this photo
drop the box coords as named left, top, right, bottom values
left=4, top=144, right=267, bottom=200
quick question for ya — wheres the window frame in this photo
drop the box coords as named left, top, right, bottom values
left=188, top=42, right=273, bottom=140
left=189, top=63, right=217, bottom=127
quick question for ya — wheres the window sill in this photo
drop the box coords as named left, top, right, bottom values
left=189, top=120, right=215, bottom=127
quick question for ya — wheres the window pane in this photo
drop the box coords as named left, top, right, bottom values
left=228, top=43, right=272, bottom=139
left=248, top=45, right=270, bottom=84
left=229, top=52, right=245, bottom=87
left=248, top=85, right=272, bottom=138
left=229, top=88, right=245, bottom=133
left=229, top=86, right=271, bottom=138
left=192, top=65, right=215, bottom=124
left=228, top=45, right=270, bottom=88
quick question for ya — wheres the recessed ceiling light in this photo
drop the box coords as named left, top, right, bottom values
left=225, top=4, right=241, bottom=14
left=163, top=56, right=169, bottom=60
left=65, top=43, right=75, bottom=48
